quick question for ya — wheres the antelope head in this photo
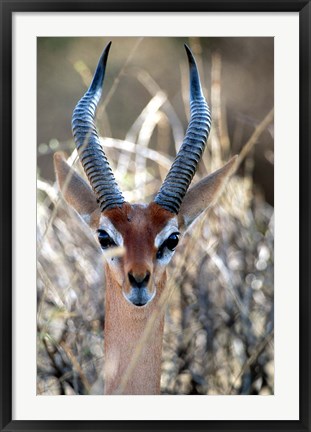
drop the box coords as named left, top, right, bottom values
left=54, top=42, right=236, bottom=309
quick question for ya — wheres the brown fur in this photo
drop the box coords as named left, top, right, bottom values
left=53, top=153, right=100, bottom=228
left=102, top=203, right=174, bottom=394
left=105, top=203, right=174, bottom=293
left=104, top=266, right=166, bottom=394
left=178, top=156, right=237, bottom=229
left=53, top=152, right=236, bottom=394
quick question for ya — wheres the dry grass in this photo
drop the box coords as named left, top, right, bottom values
left=37, top=48, right=274, bottom=396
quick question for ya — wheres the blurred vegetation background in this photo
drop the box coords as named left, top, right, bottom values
left=37, top=37, right=274, bottom=395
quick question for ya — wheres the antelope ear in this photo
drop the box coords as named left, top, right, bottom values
left=178, top=156, right=237, bottom=231
left=53, top=152, right=100, bottom=227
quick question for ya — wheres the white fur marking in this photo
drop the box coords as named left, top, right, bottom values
left=154, top=217, right=179, bottom=249
left=81, top=214, right=91, bottom=225
left=98, top=216, right=124, bottom=247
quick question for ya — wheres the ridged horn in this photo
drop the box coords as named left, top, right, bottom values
left=154, top=45, right=211, bottom=214
left=72, top=41, right=125, bottom=213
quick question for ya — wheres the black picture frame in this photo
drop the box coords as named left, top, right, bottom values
left=1, top=1, right=310, bottom=431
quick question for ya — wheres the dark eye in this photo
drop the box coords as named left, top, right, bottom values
left=156, top=233, right=179, bottom=259
left=97, top=230, right=116, bottom=249
left=166, top=233, right=179, bottom=251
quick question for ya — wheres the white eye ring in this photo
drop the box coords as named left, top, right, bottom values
left=97, top=229, right=116, bottom=249
left=156, top=232, right=179, bottom=260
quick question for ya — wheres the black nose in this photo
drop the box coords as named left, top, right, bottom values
left=128, top=272, right=150, bottom=288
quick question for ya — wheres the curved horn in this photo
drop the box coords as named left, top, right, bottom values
left=154, top=45, right=211, bottom=214
left=72, top=42, right=125, bottom=212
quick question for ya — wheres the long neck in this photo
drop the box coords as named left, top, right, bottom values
left=103, top=266, right=166, bottom=395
